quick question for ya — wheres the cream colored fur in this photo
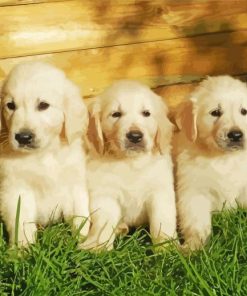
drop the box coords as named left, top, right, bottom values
left=0, top=61, right=90, bottom=247
left=174, top=76, right=247, bottom=250
left=82, top=80, right=177, bottom=250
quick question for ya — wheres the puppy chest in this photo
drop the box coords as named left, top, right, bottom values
left=209, top=157, right=246, bottom=188
left=5, top=157, right=81, bottom=205
left=181, top=155, right=247, bottom=205
left=88, top=163, right=159, bottom=198
left=88, top=161, right=164, bottom=226
left=119, top=189, right=149, bottom=226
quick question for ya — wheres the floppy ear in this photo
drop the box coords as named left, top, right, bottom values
left=154, top=95, right=174, bottom=154
left=175, top=100, right=197, bottom=142
left=63, top=79, right=88, bottom=144
left=87, top=98, right=104, bottom=154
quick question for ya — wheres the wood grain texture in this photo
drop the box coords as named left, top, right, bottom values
left=1, top=30, right=247, bottom=97
left=155, top=74, right=247, bottom=110
left=0, top=0, right=247, bottom=58
left=155, top=83, right=198, bottom=108
left=155, top=83, right=198, bottom=125
left=0, top=0, right=69, bottom=6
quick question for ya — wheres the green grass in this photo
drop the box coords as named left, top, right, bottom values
left=0, top=209, right=246, bottom=296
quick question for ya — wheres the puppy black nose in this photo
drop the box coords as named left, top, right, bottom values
left=227, top=130, right=243, bottom=142
left=126, top=130, right=143, bottom=143
left=15, top=132, right=34, bottom=145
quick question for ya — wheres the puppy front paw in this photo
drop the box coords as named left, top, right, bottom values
left=72, top=217, right=90, bottom=238
left=152, top=234, right=179, bottom=253
left=183, top=226, right=211, bottom=251
left=79, top=238, right=113, bottom=252
left=10, top=223, right=37, bottom=248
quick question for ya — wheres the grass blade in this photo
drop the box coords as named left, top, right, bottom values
left=14, top=196, right=21, bottom=246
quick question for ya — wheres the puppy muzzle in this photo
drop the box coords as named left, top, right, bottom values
left=14, top=130, right=37, bottom=150
left=216, top=129, right=245, bottom=151
left=125, top=130, right=145, bottom=151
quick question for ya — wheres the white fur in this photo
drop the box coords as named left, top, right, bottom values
left=174, top=76, right=247, bottom=250
left=0, top=61, right=90, bottom=246
left=82, top=80, right=177, bottom=250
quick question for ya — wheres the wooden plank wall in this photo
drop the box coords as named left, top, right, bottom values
left=0, top=0, right=247, bottom=106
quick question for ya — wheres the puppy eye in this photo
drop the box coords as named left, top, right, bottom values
left=142, top=110, right=151, bottom=117
left=112, top=111, right=122, bottom=118
left=241, top=108, right=247, bottom=116
left=6, top=102, right=16, bottom=111
left=210, top=109, right=222, bottom=117
left=38, top=101, right=50, bottom=111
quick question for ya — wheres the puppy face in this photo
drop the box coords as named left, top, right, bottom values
left=1, top=62, right=88, bottom=152
left=177, top=76, right=247, bottom=152
left=88, top=80, right=173, bottom=156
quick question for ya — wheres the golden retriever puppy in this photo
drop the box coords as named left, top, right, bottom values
left=82, top=80, right=177, bottom=250
left=174, top=76, right=247, bottom=250
left=0, top=61, right=90, bottom=247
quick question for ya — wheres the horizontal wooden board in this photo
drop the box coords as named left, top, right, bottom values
left=155, top=82, right=199, bottom=125
left=0, top=0, right=247, bottom=58
left=0, top=0, right=68, bottom=6
left=1, top=30, right=247, bottom=98
left=155, top=83, right=198, bottom=108
left=155, top=74, right=247, bottom=109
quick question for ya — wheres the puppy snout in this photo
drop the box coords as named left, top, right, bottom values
left=227, top=130, right=243, bottom=142
left=15, top=131, right=34, bottom=145
left=126, top=130, right=143, bottom=143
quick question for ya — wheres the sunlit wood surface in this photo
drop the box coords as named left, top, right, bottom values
left=0, top=0, right=247, bottom=106
left=0, top=0, right=69, bottom=6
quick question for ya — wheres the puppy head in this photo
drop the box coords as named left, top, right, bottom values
left=176, top=76, right=247, bottom=152
left=1, top=61, right=88, bottom=152
left=87, top=80, right=173, bottom=157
